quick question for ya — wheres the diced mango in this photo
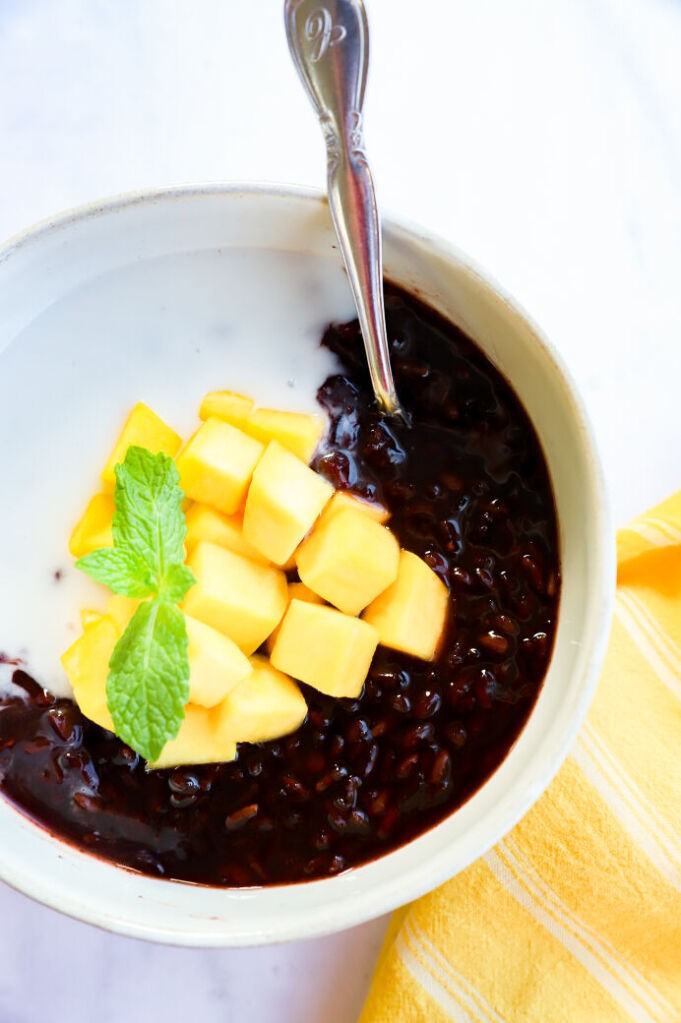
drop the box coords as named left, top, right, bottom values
left=69, top=493, right=114, bottom=558
left=245, top=408, right=325, bottom=463
left=213, top=655, right=307, bottom=744
left=184, top=503, right=269, bottom=565
left=318, top=490, right=389, bottom=528
left=242, top=441, right=333, bottom=565
left=176, top=417, right=263, bottom=515
left=60, top=616, right=117, bottom=731
left=199, top=390, right=254, bottom=428
left=106, top=595, right=140, bottom=632
left=271, top=600, right=379, bottom=698
left=266, top=581, right=325, bottom=654
left=363, top=550, right=449, bottom=661
left=79, top=605, right=103, bottom=630
left=296, top=507, right=400, bottom=615
left=101, top=403, right=181, bottom=491
left=150, top=704, right=237, bottom=769
left=183, top=541, right=288, bottom=655
left=185, top=615, right=252, bottom=708
left=289, top=581, right=325, bottom=603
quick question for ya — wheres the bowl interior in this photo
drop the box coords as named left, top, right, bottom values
left=0, top=185, right=614, bottom=945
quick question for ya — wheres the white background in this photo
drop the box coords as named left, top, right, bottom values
left=0, top=1, right=680, bottom=1020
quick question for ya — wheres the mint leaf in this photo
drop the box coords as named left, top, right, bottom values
left=112, top=447, right=187, bottom=581
left=161, top=563, right=196, bottom=604
left=75, top=546, right=156, bottom=598
left=107, top=600, right=189, bottom=762
left=74, top=444, right=197, bottom=761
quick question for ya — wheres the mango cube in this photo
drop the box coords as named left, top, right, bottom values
left=183, top=541, right=288, bottom=654
left=213, top=655, right=307, bottom=744
left=185, top=614, right=252, bottom=708
left=245, top=408, right=325, bottom=463
left=266, top=581, right=325, bottom=654
left=80, top=609, right=104, bottom=629
left=318, top=490, right=389, bottom=528
left=271, top=600, right=379, bottom=698
left=184, top=502, right=269, bottom=564
left=60, top=616, right=117, bottom=731
left=150, top=705, right=237, bottom=769
left=69, top=493, right=115, bottom=558
left=102, top=403, right=181, bottom=491
left=176, top=417, right=264, bottom=515
left=296, top=507, right=400, bottom=615
left=242, top=441, right=333, bottom=565
left=199, top=390, right=254, bottom=428
left=363, top=550, right=449, bottom=661
left=105, top=595, right=139, bottom=632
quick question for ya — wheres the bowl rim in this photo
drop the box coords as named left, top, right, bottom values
left=0, top=180, right=615, bottom=945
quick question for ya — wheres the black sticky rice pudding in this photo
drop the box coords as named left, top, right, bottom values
left=0, top=284, right=560, bottom=885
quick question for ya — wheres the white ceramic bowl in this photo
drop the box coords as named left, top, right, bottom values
left=0, top=183, right=614, bottom=945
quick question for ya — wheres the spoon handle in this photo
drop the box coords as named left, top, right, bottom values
left=285, top=0, right=403, bottom=419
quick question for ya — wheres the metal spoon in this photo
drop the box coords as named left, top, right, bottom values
left=285, top=0, right=405, bottom=420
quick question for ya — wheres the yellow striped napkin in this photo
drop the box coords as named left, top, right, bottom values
left=360, top=492, right=681, bottom=1023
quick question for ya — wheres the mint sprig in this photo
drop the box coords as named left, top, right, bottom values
left=76, top=446, right=196, bottom=761
left=111, top=446, right=188, bottom=579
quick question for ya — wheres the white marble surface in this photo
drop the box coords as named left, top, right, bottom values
left=1, top=0, right=680, bottom=1020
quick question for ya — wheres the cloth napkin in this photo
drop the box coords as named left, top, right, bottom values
left=360, top=492, right=681, bottom=1023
